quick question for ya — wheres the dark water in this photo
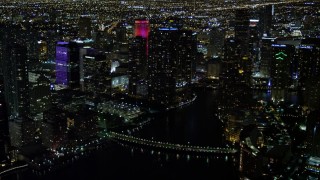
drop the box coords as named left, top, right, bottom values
left=138, top=89, right=224, bottom=147
left=7, top=89, right=239, bottom=180
left=253, top=89, right=302, bottom=105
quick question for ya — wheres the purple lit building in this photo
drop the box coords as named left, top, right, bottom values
left=55, top=42, right=69, bottom=86
left=55, top=41, right=81, bottom=90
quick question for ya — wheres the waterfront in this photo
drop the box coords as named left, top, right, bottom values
left=2, top=88, right=304, bottom=180
left=3, top=89, right=237, bottom=180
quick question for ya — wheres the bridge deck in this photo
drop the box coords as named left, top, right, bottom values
left=108, top=132, right=237, bottom=154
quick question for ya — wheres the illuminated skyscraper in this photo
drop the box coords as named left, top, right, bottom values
left=55, top=41, right=81, bottom=90
left=128, top=20, right=150, bottom=96
left=134, top=20, right=150, bottom=39
left=56, top=42, right=69, bottom=87
left=29, top=73, right=51, bottom=118
left=270, top=44, right=295, bottom=89
left=148, top=24, right=196, bottom=106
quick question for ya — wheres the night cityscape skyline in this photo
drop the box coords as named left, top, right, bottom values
left=0, top=0, right=319, bottom=179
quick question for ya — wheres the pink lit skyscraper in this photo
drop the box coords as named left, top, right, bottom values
left=128, top=20, right=150, bottom=95
left=134, top=20, right=149, bottom=56
left=134, top=20, right=150, bottom=39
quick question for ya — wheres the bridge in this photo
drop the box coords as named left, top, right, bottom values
left=0, top=164, right=28, bottom=178
left=107, top=131, right=237, bottom=154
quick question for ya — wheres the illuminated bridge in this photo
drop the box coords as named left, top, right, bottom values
left=107, top=131, right=238, bottom=154
left=0, top=164, right=28, bottom=178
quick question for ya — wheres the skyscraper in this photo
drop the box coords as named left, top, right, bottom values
left=128, top=36, right=147, bottom=96
left=134, top=20, right=150, bottom=39
left=306, top=110, right=320, bottom=157
left=260, top=5, right=274, bottom=36
left=297, top=44, right=320, bottom=89
left=2, top=44, right=30, bottom=119
left=234, top=9, right=253, bottom=86
left=127, top=20, right=150, bottom=96
left=148, top=24, right=196, bottom=106
left=55, top=41, right=81, bottom=90
left=78, top=16, right=92, bottom=39
left=270, top=44, right=295, bottom=89
left=0, top=95, right=8, bottom=163
left=260, top=37, right=276, bottom=77
left=234, top=9, right=250, bottom=57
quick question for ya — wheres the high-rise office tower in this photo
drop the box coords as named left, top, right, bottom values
left=78, top=15, right=92, bottom=39
left=128, top=20, right=150, bottom=96
left=148, top=23, right=196, bottom=106
left=305, top=108, right=320, bottom=176
left=306, top=110, right=320, bottom=157
left=29, top=73, right=51, bottom=118
left=129, top=37, right=147, bottom=95
left=2, top=44, right=30, bottom=119
left=0, top=95, right=8, bottom=163
left=221, top=38, right=241, bottom=88
left=234, top=9, right=253, bottom=86
left=259, top=5, right=274, bottom=36
left=148, top=28, right=177, bottom=105
left=134, top=19, right=150, bottom=40
left=235, top=9, right=250, bottom=57
left=82, top=50, right=110, bottom=95
left=297, top=44, right=320, bottom=89
left=304, top=78, right=320, bottom=110
left=300, top=39, right=320, bottom=109
left=208, top=27, right=225, bottom=58
left=260, top=37, right=276, bottom=77
left=116, top=22, right=128, bottom=43
left=55, top=41, right=81, bottom=90
left=270, top=44, right=295, bottom=89
left=38, top=40, right=48, bottom=62
left=0, top=25, right=39, bottom=148
left=220, top=37, right=253, bottom=108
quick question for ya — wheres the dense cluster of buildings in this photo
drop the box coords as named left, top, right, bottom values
left=0, top=0, right=319, bottom=179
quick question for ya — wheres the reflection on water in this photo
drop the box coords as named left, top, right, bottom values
left=138, top=89, right=224, bottom=147
left=5, top=89, right=239, bottom=180
left=253, top=90, right=302, bottom=105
